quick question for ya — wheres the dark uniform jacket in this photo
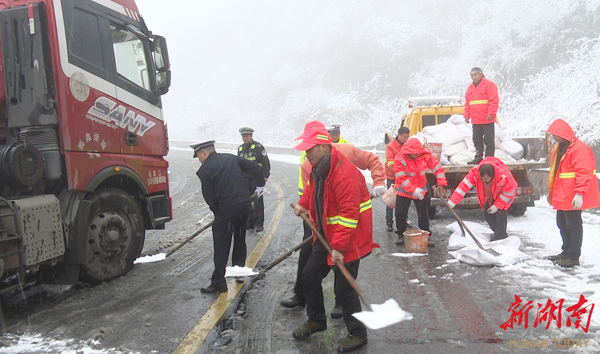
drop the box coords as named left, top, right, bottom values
left=238, top=140, right=271, bottom=192
left=197, top=152, right=264, bottom=214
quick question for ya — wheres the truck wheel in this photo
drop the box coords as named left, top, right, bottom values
left=508, top=204, right=527, bottom=217
left=80, top=189, right=144, bottom=284
left=428, top=206, right=437, bottom=219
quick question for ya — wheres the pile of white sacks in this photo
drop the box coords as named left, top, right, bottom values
left=419, top=114, right=524, bottom=165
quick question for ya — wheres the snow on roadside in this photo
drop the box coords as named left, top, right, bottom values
left=390, top=253, right=428, bottom=257
left=133, top=253, right=166, bottom=264
left=0, top=333, right=139, bottom=354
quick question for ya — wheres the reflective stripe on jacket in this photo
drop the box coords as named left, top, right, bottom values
left=449, top=157, right=517, bottom=210
left=298, top=146, right=379, bottom=265
left=464, top=77, right=499, bottom=125
left=385, top=138, right=403, bottom=180
left=394, top=138, right=447, bottom=200
left=547, top=119, right=599, bottom=210
left=298, top=151, right=306, bottom=195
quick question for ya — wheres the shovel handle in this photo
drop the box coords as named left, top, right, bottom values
left=259, top=236, right=313, bottom=274
left=166, top=220, right=214, bottom=257
left=292, top=203, right=373, bottom=312
left=436, top=188, right=486, bottom=251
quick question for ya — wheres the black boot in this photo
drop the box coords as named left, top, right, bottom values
left=467, top=157, right=482, bottom=165
left=330, top=303, right=343, bottom=319
left=201, top=284, right=227, bottom=293
left=555, top=257, right=579, bottom=268
left=280, top=295, right=305, bottom=308
left=292, top=320, right=327, bottom=339
left=548, top=253, right=565, bottom=262
left=338, top=335, right=368, bottom=352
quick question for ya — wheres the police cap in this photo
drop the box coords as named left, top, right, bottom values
left=326, top=124, right=341, bottom=134
left=190, top=140, right=215, bottom=157
left=239, top=127, right=254, bottom=135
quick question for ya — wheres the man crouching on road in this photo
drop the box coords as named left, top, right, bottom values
left=446, top=157, right=517, bottom=241
left=292, top=121, right=379, bottom=353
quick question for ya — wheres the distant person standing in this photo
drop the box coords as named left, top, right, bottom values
left=394, top=138, right=447, bottom=246
left=546, top=118, right=599, bottom=268
left=464, top=67, right=499, bottom=165
left=192, top=140, right=265, bottom=293
left=446, top=157, right=517, bottom=241
left=238, top=127, right=271, bottom=232
left=326, top=124, right=350, bottom=144
left=385, top=126, right=411, bottom=232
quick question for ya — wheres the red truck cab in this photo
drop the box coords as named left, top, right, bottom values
left=0, top=0, right=172, bottom=291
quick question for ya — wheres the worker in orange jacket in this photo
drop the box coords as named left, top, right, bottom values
left=291, top=121, right=378, bottom=352
left=546, top=118, right=599, bottom=268
left=289, top=123, right=353, bottom=318
left=282, top=126, right=385, bottom=321
left=464, top=67, right=499, bottom=165
left=394, top=138, right=447, bottom=246
left=447, top=157, right=517, bottom=241
left=385, top=126, right=411, bottom=231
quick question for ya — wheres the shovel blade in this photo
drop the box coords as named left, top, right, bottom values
left=352, top=299, right=413, bottom=329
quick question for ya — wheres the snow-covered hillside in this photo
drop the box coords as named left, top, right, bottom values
left=138, top=0, right=600, bottom=146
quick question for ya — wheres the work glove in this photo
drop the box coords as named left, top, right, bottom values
left=255, top=186, right=265, bottom=197
left=447, top=201, right=456, bottom=209
left=572, top=194, right=583, bottom=209
left=412, top=188, right=425, bottom=200
left=372, top=185, right=387, bottom=198
left=487, top=205, right=498, bottom=214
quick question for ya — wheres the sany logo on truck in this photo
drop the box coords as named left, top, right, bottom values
left=86, top=97, right=156, bottom=137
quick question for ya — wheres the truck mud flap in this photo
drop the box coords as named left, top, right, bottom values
left=60, top=191, right=92, bottom=265
left=145, top=193, right=171, bottom=229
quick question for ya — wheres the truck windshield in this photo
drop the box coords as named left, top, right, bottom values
left=111, top=25, right=151, bottom=91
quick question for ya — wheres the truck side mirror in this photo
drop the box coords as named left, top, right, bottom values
left=152, top=35, right=171, bottom=95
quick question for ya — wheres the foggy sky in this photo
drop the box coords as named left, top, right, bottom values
left=137, top=0, right=600, bottom=146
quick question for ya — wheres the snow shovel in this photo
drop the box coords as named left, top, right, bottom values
left=134, top=220, right=215, bottom=264
left=435, top=187, right=500, bottom=257
left=237, top=236, right=314, bottom=284
left=293, top=203, right=412, bottom=329
left=166, top=221, right=214, bottom=257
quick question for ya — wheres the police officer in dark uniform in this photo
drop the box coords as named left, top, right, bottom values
left=237, top=127, right=271, bottom=232
left=192, top=140, right=265, bottom=294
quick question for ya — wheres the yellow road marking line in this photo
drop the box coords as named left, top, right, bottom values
left=173, top=183, right=285, bottom=354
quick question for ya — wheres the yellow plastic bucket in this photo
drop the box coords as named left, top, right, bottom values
left=403, top=230, right=430, bottom=253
